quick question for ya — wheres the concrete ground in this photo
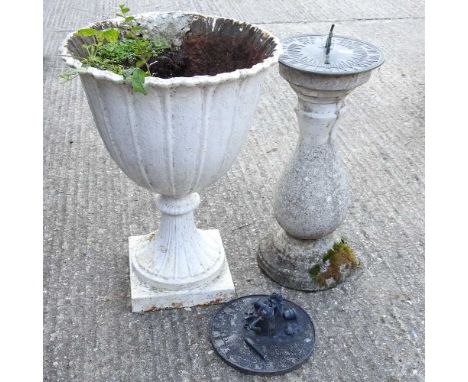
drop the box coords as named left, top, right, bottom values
left=43, top=0, right=424, bottom=381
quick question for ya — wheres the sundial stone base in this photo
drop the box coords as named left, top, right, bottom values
left=129, top=229, right=235, bottom=312
left=258, top=226, right=361, bottom=291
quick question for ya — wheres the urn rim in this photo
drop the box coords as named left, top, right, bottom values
left=60, top=11, right=282, bottom=89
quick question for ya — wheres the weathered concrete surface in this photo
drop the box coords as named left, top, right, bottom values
left=44, top=1, right=424, bottom=381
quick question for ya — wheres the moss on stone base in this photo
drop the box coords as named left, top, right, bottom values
left=308, top=239, right=359, bottom=287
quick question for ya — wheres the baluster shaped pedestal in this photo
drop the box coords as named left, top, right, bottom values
left=258, top=32, right=383, bottom=291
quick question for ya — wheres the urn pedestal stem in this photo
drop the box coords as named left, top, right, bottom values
left=129, top=192, right=235, bottom=311
left=130, top=193, right=226, bottom=291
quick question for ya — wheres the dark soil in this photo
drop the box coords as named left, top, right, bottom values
left=147, top=34, right=267, bottom=78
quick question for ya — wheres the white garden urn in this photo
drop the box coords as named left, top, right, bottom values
left=61, top=12, right=280, bottom=311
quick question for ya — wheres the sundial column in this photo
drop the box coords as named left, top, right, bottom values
left=273, top=80, right=351, bottom=241
left=258, top=32, right=384, bottom=291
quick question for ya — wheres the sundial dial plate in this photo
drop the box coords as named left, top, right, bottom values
left=210, top=295, right=316, bottom=375
left=280, top=34, right=384, bottom=75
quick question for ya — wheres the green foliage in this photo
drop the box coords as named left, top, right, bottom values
left=96, top=38, right=155, bottom=67
left=123, top=68, right=147, bottom=95
left=308, top=264, right=321, bottom=278
left=308, top=238, right=359, bottom=287
left=116, top=4, right=143, bottom=40
left=118, top=4, right=130, bottom=16
left=59, top=67, right=87, bottom=81
left=61, top=4, right=170, bottom=95
left=75, top=27, right=120, bottom=60
left=75, top=28, right=98, bottom=37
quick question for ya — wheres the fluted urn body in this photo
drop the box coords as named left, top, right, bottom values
left=61, top=12, right=280, bottom=310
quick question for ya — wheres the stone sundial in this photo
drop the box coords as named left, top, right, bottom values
left=258, top=26, right=384, bottom=291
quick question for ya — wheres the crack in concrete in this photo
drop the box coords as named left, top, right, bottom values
left=255, top=16, right=424, bottom=25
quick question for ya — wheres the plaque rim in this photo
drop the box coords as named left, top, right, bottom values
left=210, top=294, right=316, bottom=375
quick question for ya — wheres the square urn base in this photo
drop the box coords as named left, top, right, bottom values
left=128, top=229, right=235, bottom=312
